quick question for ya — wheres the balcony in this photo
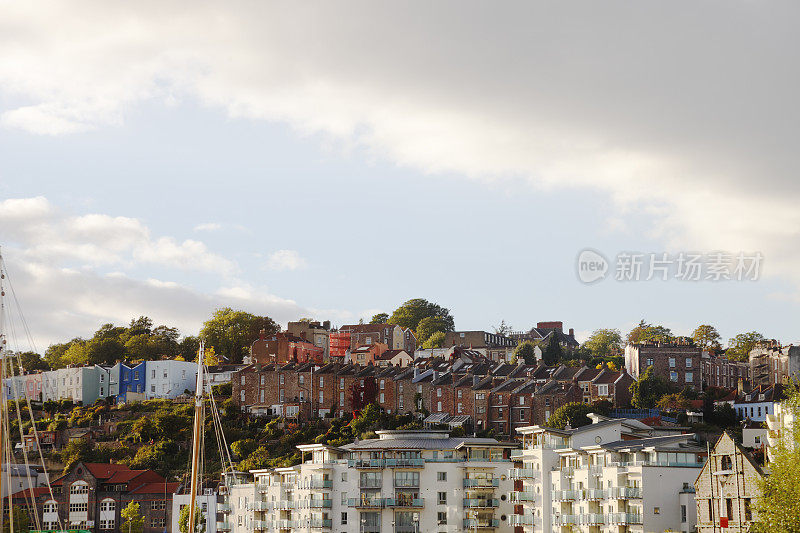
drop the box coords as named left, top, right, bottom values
left=393, top=480, right=420, bottom=489
left=463, top=478, right=499, bottom=488
left=607, top=513, right=643, bottom=525
left=386, top=497, right=424, bottom=508
left=551, top=490, right=579, bottom=501
left=303, top=479, right=333, bottom=490
left=310, top=519, right=333, bottom=529
left=218, top=503, right=231, bottom=513
left=348, top=459, right=385, bottom=469
left=256, top=483, right=270, bottom=493
left=611, top=487, right=642, bottom=499
left=509, top=468, right=536, bottom=480
left=463, top=498, right=499, bottom=508
left=217, top=523, right=231, bottom=532
left=510, top=450, right=526, bottom=460
left=275, top=500, right=296, bottom=510
left=307, top=499, right=333, bottom=508
left=385, top=458, right=425, bottom=468
left=348, top=497, right=386, bottom=508
left=276, top=520, right=301, bottom=529
left=552, top=515, right=579, bottom=526
left=584, top=489, right=605, bottom=501
left=584, top=514, right=605, bottom=525
left=510, top=491, right=535, bottom=502
left=462, top=519, right=499, bottom=529
left=551, top=466, right=574, bottom=476
left=509, top=515, right=536, bottom=527
left=248, top=501, right=271, bottom=511
left=253, top=520, right=271, bottom=530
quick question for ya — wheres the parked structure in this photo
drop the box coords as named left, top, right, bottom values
left=511, top=414, right=704, bottom=533
left=694, top=432, right=763, bottom=533
left=224, top=430, right=516, bottom=533
left=625, top=341, right=703, bottom=391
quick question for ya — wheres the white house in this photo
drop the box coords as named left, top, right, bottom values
left=145, top=360, right=198, bottom=400
left=172, top=489, right=218, bottom=533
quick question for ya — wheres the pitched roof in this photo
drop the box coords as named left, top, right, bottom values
left=10, top=487, right=50, bottom=500
left=82, top=463, right=134, bottom=480
left=129, top=481, right=180, bottom=494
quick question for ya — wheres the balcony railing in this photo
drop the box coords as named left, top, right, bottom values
left=276, top=520, right=301, bottom=529
left=301, top=479, right=333, bottom=489
left=275, top=500, right=296, bottom=510
left=217, top=522, right=231, bottom=531
left=552, top=515, right=580, bottom=526
left=256, top=483, right=270, bottom=493
left=348, top=459, right=385, bottom=468
left=510, top=491, right=535, bottom=502
left=510, top=450, right=526, bottom=459
left=253, top=520, right=271, bottom=530
left=463, top=478, right=499, bottom=488
left=386, top=497, right=424, bottom=508
left=385, top=458, right=425, bottom=467
left=551, top=490, right=579, bottom=501
left=307, top=499, right=333, bottom=508
left=393, top=480, right=420, bottom=489
left=584, top=489, right=605, bottom=500
left=248, top=501, right=271, bottom=511
left=509, top=515, right=536, bottom=527
left=310, top=519, right=333, bottom=528
left=463, top=498, right=499, bottom=508
left=462, top=519, right=499, bottom=529
left=218, top=503, right=231, bottom=513
left=348, top=497, right=386, bottom=508
left=360, top=479, right=382, bottom=489
left=611, top=487, right=642, bottom=499
left=584, top=513, right=605, bottom=525
left=607, top=513, right=643, bottom=525
left=509, top=468, right=536, bottom=480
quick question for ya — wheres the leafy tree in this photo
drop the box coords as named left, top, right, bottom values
left=709, top=403, right=738, bottom=428
left=545, top=402, right=594, bottom=430
left=129, top=441, right=180, bottom=471
left=62, top=341, right=89, bottom=366
left=3, top=505, right=30, bottom=533
left=179, top=335, right=201, bottom=361
left=60, top=439, right=95, bottom=473
left=231, top=439, right=257, bottom=460
left=422, top=331, right=446, bottom=349
left=179, top=504, right=206, bottom=533
left=727, top=331, right=766, bottom=362
left=370, top=313, right=388, bottom=324
left=416, top=316, right=451, bottom=344
left=691, top=324, right=722, bottom=349
left=494, top=320, right=513, bottom=336
left=44, top=339, right=83, bottom=370
left=388, top=299, right=455, bottom=333
left=656, top=393, right=691, bottom=411
left=120, top=502, right=145, bottom=533
left=204, top=346, right=219, bottom=366
left=629, top=366, right=672, bottom=409
left=127, top=316, right=154, bottom=337
left=583, top=329, right=622, bottom=358
left=542, top=334, right=563, bottom=366
left=753, top=382, right=800, bottom=532
left=200, top=308, right=279, bottom=363
left=626, top=320, right=674, bottom=344
left=350, top=378, right=378, bottom=411
left=85, top=337, right=125, bottom=365
left=514, top=342, right=538, bottom=365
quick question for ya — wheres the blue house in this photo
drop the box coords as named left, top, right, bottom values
left=110, top=361, right=147, bottom=403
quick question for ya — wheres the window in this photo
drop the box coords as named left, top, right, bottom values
left=437, top=401, right=442, bottom=412
left=260, top=375, right=265, bottom=385
left=670, top=371, right=678, bottom=382
left=241, top=375, right=245, bottom=385
left=99, top=520, right=115, bottom=530
left=341, top=512, right=348, bottom=525
left=653, top=507, right=660, bottom=515
left=240, top=390, right=245, bottom=402
left=597, top=384, right=608, bottom=396
left=260, top=390, right=265, bottom=403
left=437, top=472, right=447, bottom=481
left=437, top=512, right=447, bottom=525
left=341, top=492, right=348, bottom=504
left=681, top=504, right=687, bottom=523
left=280, top=375, right=285, bottom=385
left=152, top=501, right=166, bottom=510
left=151, top=385, right=156, bottom=393
left=341, top=472, right=348, bottom=482
left=299, top=375, right=304, bottom=385
left=319, top=390, right=324, bottom=404
left=669, top=358, right=676, bottom=368
left=70, top=482, right=89, bottom=495
left=340, top=378, right=345, bottom=389
left=280, top=390, right=285, bottom=402
left=380, top=393, right=385, bottom=403
left=152, top=370, right=156, bottom=379
left=646, top=358, right=654, bottom=366
left=457, top=389, right=462, bottom=399
left=686, top=358, right=693, bottom=368
left=519, top=396, right=525, bottom=405
left=399, top=397, right=404, bottom=410
left=685, top=372, right=693, bottom=383
left=319, top=376, right=324, bottom=387
left=744, top=498, right=752, bottom=521
left=100, top=500, right=115, bottom=512
left=438, top=492, right=447, bottom=504
left=151, top=518, right=166, bottom=528
left=457, top=402, right=463, bottom=413
left=380, top=380, right=385, bottom=390
left=519, top=410, right=525, bottom=421
left=340, top=392, right=345, bottom=404
left=134, top=371, right=139, bottom=379
left=69, top=503, right=88, bottom=513
left=43, top=501, right=58, bottom=513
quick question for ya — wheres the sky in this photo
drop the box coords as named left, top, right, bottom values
left=0, top=1, right=799, bottom=349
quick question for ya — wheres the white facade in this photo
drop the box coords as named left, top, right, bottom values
left=1, top=463, right=46, bottom=498
left=224, top=431, right=516, bottom=533
left=766, top=400, right=797, bottom=462
left=742, top=427, right=768, bottom=449
left=173, top=490, right=219, bottom=533
left=512, top=415, right=704, bottom=533
left=144, top=360, right=198, bottom=399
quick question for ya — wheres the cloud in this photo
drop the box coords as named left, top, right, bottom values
left=194, top=222, right=221, bottom=232
left=265, top=250, right=308, bottom=271
left=2, top=2, right=800, bottom=291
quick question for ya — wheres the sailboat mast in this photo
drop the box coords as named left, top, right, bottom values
left=0, top=250, right=6, bottom=531
left=188, top=341, right=205, bottom=533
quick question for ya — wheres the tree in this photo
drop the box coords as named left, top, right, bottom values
left=727, top=331, right=766, bottom=362
left=370, top=313, right=388, bottom=324
left=416, top=316, right=450, bottom=344
left=583, top=329, right=622, bottom=358
left=422, top=331, right=446, bottom=349
left=8, top=351, right=49, bottom=374
left=543, top=334, right=563, bottom=366
left=656, top=393, right=691, bottom=411
left=629, top=366, right=672, bottom=409
left=350, top=378, right=378, bottom=411
left=514, top=342, right=538, bottom=365
left=691, top=324, right=721, bottom=350
left=85, top=337, right=125, bottom=365
left=178, top=336, right=201, bottom=361
left=204, top=346, right=219, bottom=366
left=120, top=501, right=145, bottom=533
left=626, top=320, right=674, bottom=344
left=60, top=439, right=95, bottom=473
left=127, top=316, right=154, bottom=337
left=545, top=402, right=594, bottom=430
left=44, top=339, right=83, bottom=370
left=179, top=504, right=206, bottom=533
left=200, top=308, right=279, bottom=363
left=494, top=320, right=513, bottom=336
left=62, top=341, right=89, bottom=366
left=388, top=299, right=455, bottom=333
left=3, top=505, right=30, bottom=533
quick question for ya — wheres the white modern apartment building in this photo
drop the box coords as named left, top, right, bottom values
left=765, top=400, right=797, bottom=462
left=172, top=489, right=219, bottom=533
left=144, top=359, right=197, bottom=400
left=511, top=415, right=704, bottom=533
left=224, top=430, right=517, bottom=533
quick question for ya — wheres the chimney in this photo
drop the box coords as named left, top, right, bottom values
left=414, top=368, right=420, bottom=379
left=323, top=320, right=331, bottom=330
left=433, top=371, right=439, bottom=381
left=473, top=375, right=480, bottom=386
left=569, top=328, right=574, bottom=337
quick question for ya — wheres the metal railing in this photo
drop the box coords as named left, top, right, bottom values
left=307, top=499, right=333, bottom=508
left=509, top=515, right=536, bottom=526
left=385, top=497, right=424, bottom=508
left=386, top=458, right=425, bottom=467
left=611, top=487, right=642, bottom=499
left=348, top=497, right=386, bottom=508
left=216, top=522, right=231, bottom=531
left=310, top=519, right=333, bottom=528
left=551, top=490, right=579, bottom=501
left=463, top=478, right=499, bottom=488
left=348, top=459, right=385, bottom=468
left=252, top=520, right=271, bottom=530
left=463, top=498, right=499, bottom=508
left=462, top=519, right=499, bottom=528
left=509, top=468, right=537, bottom=480
left=510, top=491, right=535, bottom=502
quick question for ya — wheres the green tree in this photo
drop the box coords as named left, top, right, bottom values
left=422, top=331, right=446, bottom=349
left=494, top=320, right=513, bottom=336
left=656, top=392, right=691, bottom=411
left=127, top=316, right=154, bottom=337
left=120, top=502, right=145, bottom=533
left=230, top=439, right=257, bottom=460
left=62, top=341, right=89, bottom=366
left=388, top=299, right=455, bottom=333
left=370, top=313, right=389, bottom=324
left=542, top=334, right=563, bottom=366
left=8, top=351, right=49, bottom=374
left=60, top=439, right=95, bottom=473
left=754, top=382, right=800, bottom=532
left=44, top=339, right=83, bottom=370
left=179, top=504, right=206, bottom=533
left=629, top=366, right=672, bottom=409
left=583, top=329, right=622, bottom=358
left=85, top=337, right=125, bottom=365
left=416, top=316, right=451, bottom=344
left=514, top=342, right=538, bottom=365
left=3, top=505, right=30, bottom=533
left=691, top=324, right=721, bottom=350
left=178, top=336, right=201, bottom=361
left=200, top=308, right=280, bottom=363
left=727, top=331, right=766, bottom=362
left=545, top=402, right=594, bottom=430
left=626, top=320, right=674, bottom=344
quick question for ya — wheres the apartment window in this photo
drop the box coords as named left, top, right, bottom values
left=341, top=512, right=348, bottom=525
left=340, top=378, right=345, bottom=389
left=519, top=396, right=525, bottom=406
left=681, top=504, right=687, bottom=523
left=260, top=390, right=265, bottom=403
left=399, top=397, right=404, bottom=410
left=519, top=410, right=525, bottom=421
left=151, top=385, right=156, bottom=393
left=299, top=375, right=304, bottom=385
left=241, top=375, right=245, bottom=385
left=319, top=376, right=324, bottom=387
left=152, top=501, right=166, bottom=511
left=340, top=392, right=345, bottom=404
left=669, top=358, right=676, bottom=368
left=417, top=385, right=423, bottom=394
left=437, top=472, right=446, bottom=481
left=457, top=389, right=462, bottom=399
left=69, top=503, right=88, bottom=513
left=437, top=401, right=442, bottom=412
left=437, top=512, right=447, bottom=525
left=341, top=472, right=348, bottom=482
left=151, top=518, right=166, bottom=528
left=319, top=391, right=324, bottom=404
left=653, top=507, right=660, bottom=515
left=280, top=390, right=285, bottom=402
left=438, top=492, right=447, bottom=505
left=685, top=372, right=693, bottom=383
left=545, top=398, right=550, bottom=406
left=70, top=482, right=89, bottom=495
left=341, top=492, right=348, bottom=504
left=380, top=380, right=385, bottom=390
left=457, top=403, right=463, bottom=413
left=686, top=358, right=693, bottom=368
left=646, top=358, right=654, bottom=366
left=152, top=370, right=156, bottom=379
left=670, top=372, right=678, bottom=382
left=280, top=375, right=285, bottom=385
left=744, top=498, right=752, bottom=521
left=260, top=375, right=265, bottom=385
left=597, top=384, right=608, bottom=396
left=44, top=502, right=58, bottom=513
left=380, top=393, right=385, bottom=403
left=399, top=384, right=404, bottom=393
left=437, top=388, right=442, bottom=397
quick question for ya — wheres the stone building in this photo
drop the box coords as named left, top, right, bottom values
left=625, top=341, right=703, bottom=391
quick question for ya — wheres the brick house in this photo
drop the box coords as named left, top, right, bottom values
left=249, top=331, right=325, bottom=365
left=349, top=343, right=388, bottom=366
left=625, top=341, right=703, bottom=391
left=12, top=462, right=177, bottom=533
left=701, top=353, right=750, bottom=390
left=333, top=324, right=416, bottom=358
left=587, top=368, right=634, bottom=407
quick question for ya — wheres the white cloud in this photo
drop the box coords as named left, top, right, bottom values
left=1, top=2, right=800, bottom=292
left=194, top=222, right=221, bottom=232
left=265, top=250, right=308, bottom=272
